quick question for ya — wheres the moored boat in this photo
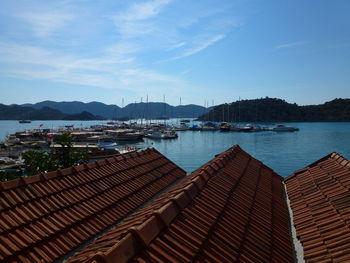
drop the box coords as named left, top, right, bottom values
left=219, top=122, right=231, bottom=132
left=271, top=124, right=299, bottom=132
left=146, top=129, right=178, bottom=139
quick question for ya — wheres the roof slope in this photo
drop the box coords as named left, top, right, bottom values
left=0, top=148, right=185, bottom=263
left=69, top=145, right=295, bottom=263
left=285, top=152, right=350, bottom=262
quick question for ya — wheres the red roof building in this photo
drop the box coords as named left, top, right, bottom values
left=0, top=148, right=185, bottom=262
left=2, top=145, right=350, bottom=262
left=285, top=152, right=350, bottom=262
left=68, top=145, right=295, bottom=263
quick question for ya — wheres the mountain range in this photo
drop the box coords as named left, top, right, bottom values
left=0, top=101, right=209, bottom=120
left=198, top=98, right=350, bottom=122
left=0, top=104, right=103, bottom=120
left=2, top=98, right=349, bottom=121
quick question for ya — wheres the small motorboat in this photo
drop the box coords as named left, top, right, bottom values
left=240, top=124, right=254, bottom=132
left=97, top=140, right=117, bottom=150
left=162, top=130, right=178, bottom=139
left=19, top=120, right=31, bottom=123
left=146, top=129, right=178, bottom=139
left=271, top=124, right=299, bottom=132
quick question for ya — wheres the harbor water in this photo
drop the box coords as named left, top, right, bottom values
left=1, top=120, right=350, bottom=177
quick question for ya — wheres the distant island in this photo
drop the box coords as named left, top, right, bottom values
left=198, top=98, right=350, bottom=122
left=0, top=101, right=209, bottom=120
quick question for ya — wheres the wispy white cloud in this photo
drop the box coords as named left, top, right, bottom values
left=0, top=0, right=242, bottom=103
left=112, top=0, right=172, bottom=38
left=114, top=0, right=171, bottom=21
left=15, top=12, right=73, bottom=38
left=167, top=42, right=187, bottom=51
left=164, top=34, right=225, bottom=61
left=275, top=41, right=308, bottom=49
left=181, top=35, right=225, bottom=57
left=0, top=41, right=184, bottom=92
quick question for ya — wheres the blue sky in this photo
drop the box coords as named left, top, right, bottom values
left=0, top=0, right=349, bottom=106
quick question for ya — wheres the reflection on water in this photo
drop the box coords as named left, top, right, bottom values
left=1, top=120, right=350, bottom=177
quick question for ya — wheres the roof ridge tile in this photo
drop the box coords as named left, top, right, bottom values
left=88, top=146, right=235, bottom=263
left=328, top=152, right=350, bottom=167
left=0, top=177, right=25, bottom=190
left=91, top=189, right=196, bottom=263
left=0, top=148, right=188, bottom=262
left=23, top=173, right=42, bottom=184
left=73, top=163, right=87, bottom=173
left=66, top=144, right=295, bottom=263
left=285, top=152, right=350, bottom=181
left=59, top=167, right=73, bottom=176
left=0, top=149, right=159, bottom=192
left=42, top=170, right=59, bottom=180
left=96, top=159, right=107, bottom=167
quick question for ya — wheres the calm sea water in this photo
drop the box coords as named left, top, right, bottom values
left=1, top=120, right=350, bottom=177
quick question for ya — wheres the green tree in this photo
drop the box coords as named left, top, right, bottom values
left=0, top=171, right=22, bottom=182
left=23, top=133, right=87, bottom=176
left=22, top=151, right=57, bottom=176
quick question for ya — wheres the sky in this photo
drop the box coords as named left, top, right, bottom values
left=0, top=0, right=349, bottom=107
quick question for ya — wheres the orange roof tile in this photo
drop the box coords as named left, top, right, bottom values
left=285, top=152, right=350, bottom=262
left=68, top=145, right=295, bottom=263
left=0, top=148, right=185, bottom=262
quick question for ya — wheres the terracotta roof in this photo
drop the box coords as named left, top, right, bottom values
left=0, top=148, right=185, bottom=263
left=69, top=145, right=295, bottom=263
left=285, top=152, right=350, bottom=262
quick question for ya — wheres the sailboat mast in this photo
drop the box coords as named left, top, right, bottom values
left=163, top=95, right=166, bottom=125
left=146, top=94, right=149, bottom=126
left=222, top=104, right=225, bottom=122
left=238, top=96, right=241, bottom=123
left=140, top=97, right=143, bottom=125
left=227, top=103, right=229, bottom=122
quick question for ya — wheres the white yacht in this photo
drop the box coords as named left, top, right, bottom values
left=271, top=124, right=299, bottom=132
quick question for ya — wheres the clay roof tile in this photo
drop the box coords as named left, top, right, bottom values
left=69, top=145, right=295, bottom=263
left=285, top=152, right=350, bottom=262
left=0, top=148, right=185, bottom=262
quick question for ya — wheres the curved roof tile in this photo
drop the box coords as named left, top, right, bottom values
left=68, top=145, right=295, bottom=263
left=0, top=148, right=185, bottom=262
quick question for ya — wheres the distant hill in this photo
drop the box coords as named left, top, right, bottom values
left=62, top=111, right=104, bottom=120
left=0, top=104, right=104, bottom=120
left=22, top=101, right=209, bottom=119
left=198, top=98, right=350, bottom=122
left=23, top=101, right=120, bottom=119
left=121, top=102, right=208, bottom=119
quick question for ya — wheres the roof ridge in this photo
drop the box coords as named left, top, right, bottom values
left=330, top=152, right=350, bottom=168
left=285, top=152, right=350, bottom=182
left=0, top=148, right=155, bottom=191
left=87, top=147, right=239, bottom=263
